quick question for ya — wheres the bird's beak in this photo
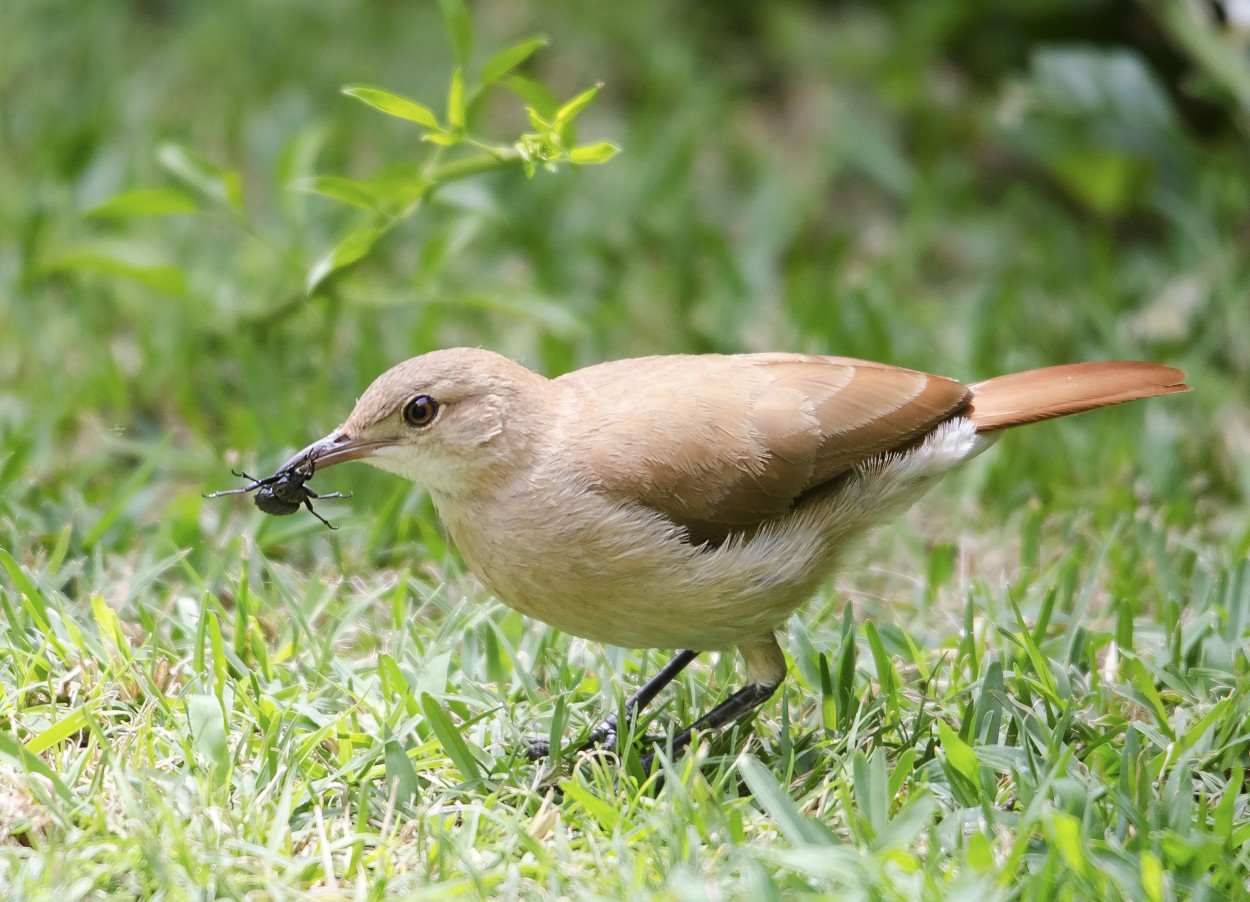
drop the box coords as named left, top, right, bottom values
left=279, top=431, right=386, bottom=473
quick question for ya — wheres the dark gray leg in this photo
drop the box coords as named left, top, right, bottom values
left=640, top=677, right=783, bottom=773
left=527, top=650, right=700, bottom=760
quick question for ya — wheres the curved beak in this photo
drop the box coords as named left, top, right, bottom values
left=279, top=431, right=387, bottom=474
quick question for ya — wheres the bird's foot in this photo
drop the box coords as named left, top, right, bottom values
left=525, top=715, right=620, bottom=761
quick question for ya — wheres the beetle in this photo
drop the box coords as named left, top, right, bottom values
left=206, top=451, right=350, bottom=529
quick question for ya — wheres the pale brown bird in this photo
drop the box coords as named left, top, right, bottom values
left=276, top=350, right=1188, bottom=764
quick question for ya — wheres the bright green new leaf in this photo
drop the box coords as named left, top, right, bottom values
left=1141, top=849, right=1164, bottom=902
left=40, top=244, right=187, bottom=297
left=384, top=732, right=421, bottom=807
left=1048, top=810, right=1089, bottom=876
left=448, top=68, right=466, bottom=129
left=554, top=85, right=600, bottom=129
left=0, top=733, right=77, bottom=805
left=569, top=142, right=620, bottom=165
left=559, top=779, right=619, bottom=831
left=306, top=225, right=383, bottom=294
left=438, top=0, right=473, bottom=67
left=419, top=693, right=483, bottom=783
left=187, top=694, right=230, bottom=781
left=25, top=707, right=92, bottom=755
left=0, top=548, right=51, bottom=632
left=506, top=76, right=558, bottom=119
left=90, top=594, right=128, bottom=654
left=937, top=720, right=980, bottom=784
left=481, top=35, right=548, bottom=86
left=342, top=85, right=440, bottom=129
left=967, top=830, right=994, bottom=871
left=157, top=143, right=245, bottom=213
left=739, top=756, right=833, bottom=846
left=87, top=187, right=199, bottom=219
left=296, top=176, right=382, bottom=211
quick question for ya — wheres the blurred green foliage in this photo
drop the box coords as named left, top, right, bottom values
left=3, top=0, right=1247, bottom=529
left=2, top=0, right=1250, bottom=896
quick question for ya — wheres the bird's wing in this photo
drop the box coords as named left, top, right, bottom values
left=559, top=354, right=971, bottom=544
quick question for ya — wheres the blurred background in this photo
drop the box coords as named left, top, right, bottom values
left=1, top=0, right=1247, bottom=579
left=5, top=5, right=1250, bottom=891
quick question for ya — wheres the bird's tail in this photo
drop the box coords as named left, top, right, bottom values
left=966, top=362, right=1189, bottom=432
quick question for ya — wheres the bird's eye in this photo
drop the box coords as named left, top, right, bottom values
left=402, top=395, right=439, bottom=427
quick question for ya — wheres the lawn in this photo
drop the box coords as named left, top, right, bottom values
left=2, top=1, right=1249, bottom=899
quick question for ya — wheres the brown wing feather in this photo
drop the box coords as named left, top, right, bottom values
left=562, top=354, right=971, bottom=543
left=967, top=362, right=1189, bottom=431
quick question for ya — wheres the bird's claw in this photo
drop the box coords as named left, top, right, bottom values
left=524, top=716, right=622, bottom=761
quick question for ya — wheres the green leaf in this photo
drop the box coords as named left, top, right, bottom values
left=87, top=187, right=199, bottom=219
left=863, top=620, right=898, bottom=699
left=1124, top=657, right=1171, bottom=734
left=1143, top=0, right=1250, bottom=114
left=341, top=85, right=440, bottom=129
left=569, top=142, right=619, bottom=165
left=25, top=706, right=92, bottom=755
left=481, top=35, right=548, bottom=86
left=887, top=749, right=918, bottom=798
left=156, top=143, right=245, bottom=213
left=967, top=830, right=995, bottom=871
left=306, top=225, right=384, bottom=294
left=831, top=604, right=858, bottom=729
left=818, top=653, right=836, bottom=730
left=40, top=243, right=187, bottom=296
left=384, top=730, right=421, bottom=807
left=554, top=85, right=601, bottom=129
left=525, top=107, right=549, bottom=132
left=1141, top=850, right=1164, bottom=902
left=187, top=694, right=230, bottom=783
left=438, top=0, right=473, bottom=67
left=1048, top=810, right=1089, bottom=876
left=872, top=794, right=937, bottom=853
left=0, top=732, right=77, bottom=805
left=90, top=594, right=129, bottom=656
left=0, top=548, right=51, bottom=633
left=559, top=779, right=619, bottom=831
left=206, top=610, right=228, bottom=696
left=851, top=749, right=888, bottom=836
left=937, top=720, right=980, bottom=784
left=296, top=176, right=382, bottom=210
left=447, top=68, right=466, bottom=129
left=505, top=76, right=558, bottom=120
left=419, top=693, right=483, bottom=783
left=739, top=756, right=834, bottom=846
left=378, top=653, right=411, bottom=697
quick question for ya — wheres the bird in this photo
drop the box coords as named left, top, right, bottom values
left=275, top=349, right=1188, bottom=765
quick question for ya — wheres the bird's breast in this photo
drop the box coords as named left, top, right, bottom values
left=429, top=476, right=850, bottom=650
left=427, top=417, right=985, bottom=651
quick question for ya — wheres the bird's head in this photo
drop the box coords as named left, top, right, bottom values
left=280, top=348, right=548, bottom=499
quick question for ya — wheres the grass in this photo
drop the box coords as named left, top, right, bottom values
left=2, top=0, right=1249, bottom=898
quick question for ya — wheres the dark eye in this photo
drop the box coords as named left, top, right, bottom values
left=403, top=395, right=439, bottom=427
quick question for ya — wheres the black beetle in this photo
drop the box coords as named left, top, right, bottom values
left=206, top=451, right=350, bottom=529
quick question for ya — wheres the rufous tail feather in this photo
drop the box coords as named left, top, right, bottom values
left=966, top=362, right=1189, bottom=432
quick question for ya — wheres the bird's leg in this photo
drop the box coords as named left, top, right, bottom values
left=639, top=678, right=782, bottom=773
left=584, top=650, right=700, bottom=751
left=640, top=636, right=786, bottom=773
left=526, top=650, right=699, bottom=760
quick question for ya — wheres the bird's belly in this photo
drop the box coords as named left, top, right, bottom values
left=440, top=494, right=843, bottom=650
left=434, top=417, right=985, bottom=651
